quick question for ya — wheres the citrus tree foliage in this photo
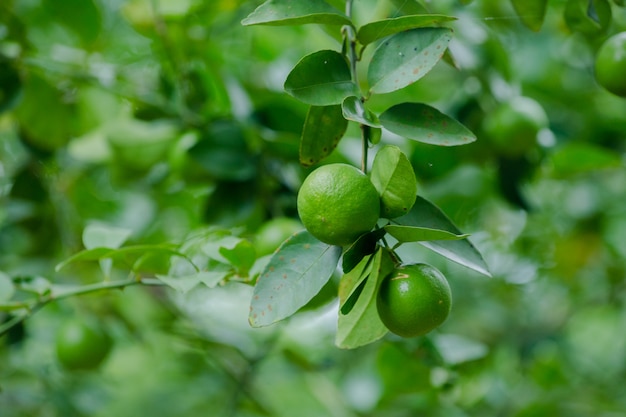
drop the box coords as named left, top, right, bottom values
left=1, top=0, right=626, bottom=416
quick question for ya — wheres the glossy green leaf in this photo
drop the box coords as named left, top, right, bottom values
left=395, top=196, right=491, bottom=277
left=342, top=228, right=386, bottom=273
left=336, top=247, right=393, bottom=349
left=379, top=102, right=476, bottom=146
left=384, top=225, right=469, bottom=242
left=368, top=27, right=452, bottom=95
left=249, top=231, right=341, bottom=327
left=300, top=105, right=348, bottom=167
left=510, top=0, right=548, bottom=31
left=241, top=0, right=351, bottom=26
left=83, top=224, right=132, bottom=250
left=341, top=96, right=381, bottom=127
left=285, top=50, right=359, bottom=106
left=338, top=254, right=373, bottom=315
left=370, top=145, right=418, bottom=219
left=0, top=272, right=15, bottom=303
left=219, top=239, right=256, bottom=276
left=357, top=15, right=457, bottom=46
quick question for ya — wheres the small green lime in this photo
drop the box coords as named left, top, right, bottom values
left=377, top=263, right=452, bottom=338
left=255, top=217, right=303, bottom=256
left=595, top=32, right=626, bottom=97
left=483, top=96, right=548, bottom=157
left=55, top=319, right=112, bottom=371
left=297, top=163, right=380, bottom=246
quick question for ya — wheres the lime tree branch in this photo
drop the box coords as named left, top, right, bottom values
left=0, top=277, right=165, bottom=337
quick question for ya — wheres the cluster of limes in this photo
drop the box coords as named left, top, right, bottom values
left=294, top=158, right=451, bottom=338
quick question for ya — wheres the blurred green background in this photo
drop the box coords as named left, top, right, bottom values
left=1, top=0, right=626, bottom=416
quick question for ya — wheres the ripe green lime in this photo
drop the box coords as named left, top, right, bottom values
left=297, top=163, right=380, bottom=246
left=377, top=263, right=451, bottom=338
left=55, top=319, right=113, bottom=371
left=483, top=96, right=548, bottom=157
left=255, top=217, right=303, bottom=256
left=595, top=32, right=626, bottom=97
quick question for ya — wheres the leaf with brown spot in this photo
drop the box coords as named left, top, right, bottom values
left=249, top=231, right=341, bottom=327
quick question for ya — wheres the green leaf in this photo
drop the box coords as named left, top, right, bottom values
left=83, top=224, right=132, bottom=250
left=300, top=105, right=348, bottom=167
left=155, top=273, right=203, bottom=293
left=241, top=0, right=351, bottom=26
left=379, top=102, right=476, bottom=146
left=510, top=0, right=548, bottom=31
left=357, top=15, right=457, bottom=46
left=385, top=225, right=469, bottom=242
left=285, top=50, right=359, bottom=106
left=55, top=245, right=185, bottom=272
left=549, top=142, right=622, bottom=177
left=395, top=196, right=491, bottom=277
left=219, top=239, right=256, bottom=276
left=338, top=255, right=374, bottom=315
left=342, top=228, right=386, bottom=273
left=370, top=145, right=418, bottom=219
left=336, top=248, right=394, bottom=349
left=249, top=231, right=341, bottom=327
left=341, top=96, right=381, bottom=127
left=368, top=27, right=452, bottom=95
left=0, top=272, right=15, bottom=303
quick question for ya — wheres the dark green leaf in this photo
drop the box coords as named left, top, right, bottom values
left=379, top=102, right=476, bottom=146
left=395, top=196, right=491, bottom=277
left=341, top=96, right=381, bottom=127
left=510, top=0, right=548, bottom=31
left=249, top=231, right=341, bottom=327
left=241, top=0, right=351, bottom=26
left=285, top=50, right=359, bottom=106
left=342, top=228, right=386, bottom=273
left=385, top=224, right=469, bottom=242
left=357, top=15, right=457, bottom=46
left=336, top=248, right=394, bottom=349
left=300, top=105, right=348, bottom=167
left=368, top=28, right=452, bottom=95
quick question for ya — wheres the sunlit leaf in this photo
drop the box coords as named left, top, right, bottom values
left=249, top=231, right=341, bottom=327
left=83, top=224, right=132, bottom=250
left=510, top=0, right=548, bottom=31
left=342, top=228, right=385, bottom=273
left=370, top=145, right=418, bottom=219
left=338, top=254, right=373, bottom=315
left=357, top=15, right=457, bottom=46
left=341, top=96, right=381, bottom=127
left=285, top=50, right=359, bottom=106
left=241, top=0, right=351, bottom=26
left=300, top=105, right=348, bottom=167
left=379, top=102, right=476, bottom=146
left=0, top=272, right=15, bottom=303
left=395, top=196, right=491, bottom=277
left=368, top=27, right=452, bottom=95
left=336, top=248, right=394, bottom=349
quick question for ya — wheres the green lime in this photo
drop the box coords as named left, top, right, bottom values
left=483, top=96, right=548, bottom=157
left=377, top=263, right=452, bottom=337
left=55, top=319, right=113, bottom=371
left=297, top=163, right=380, bottom=246
left=595, top=32, right=626, bottom=97
left=255, top=217, right=303, bottom=256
